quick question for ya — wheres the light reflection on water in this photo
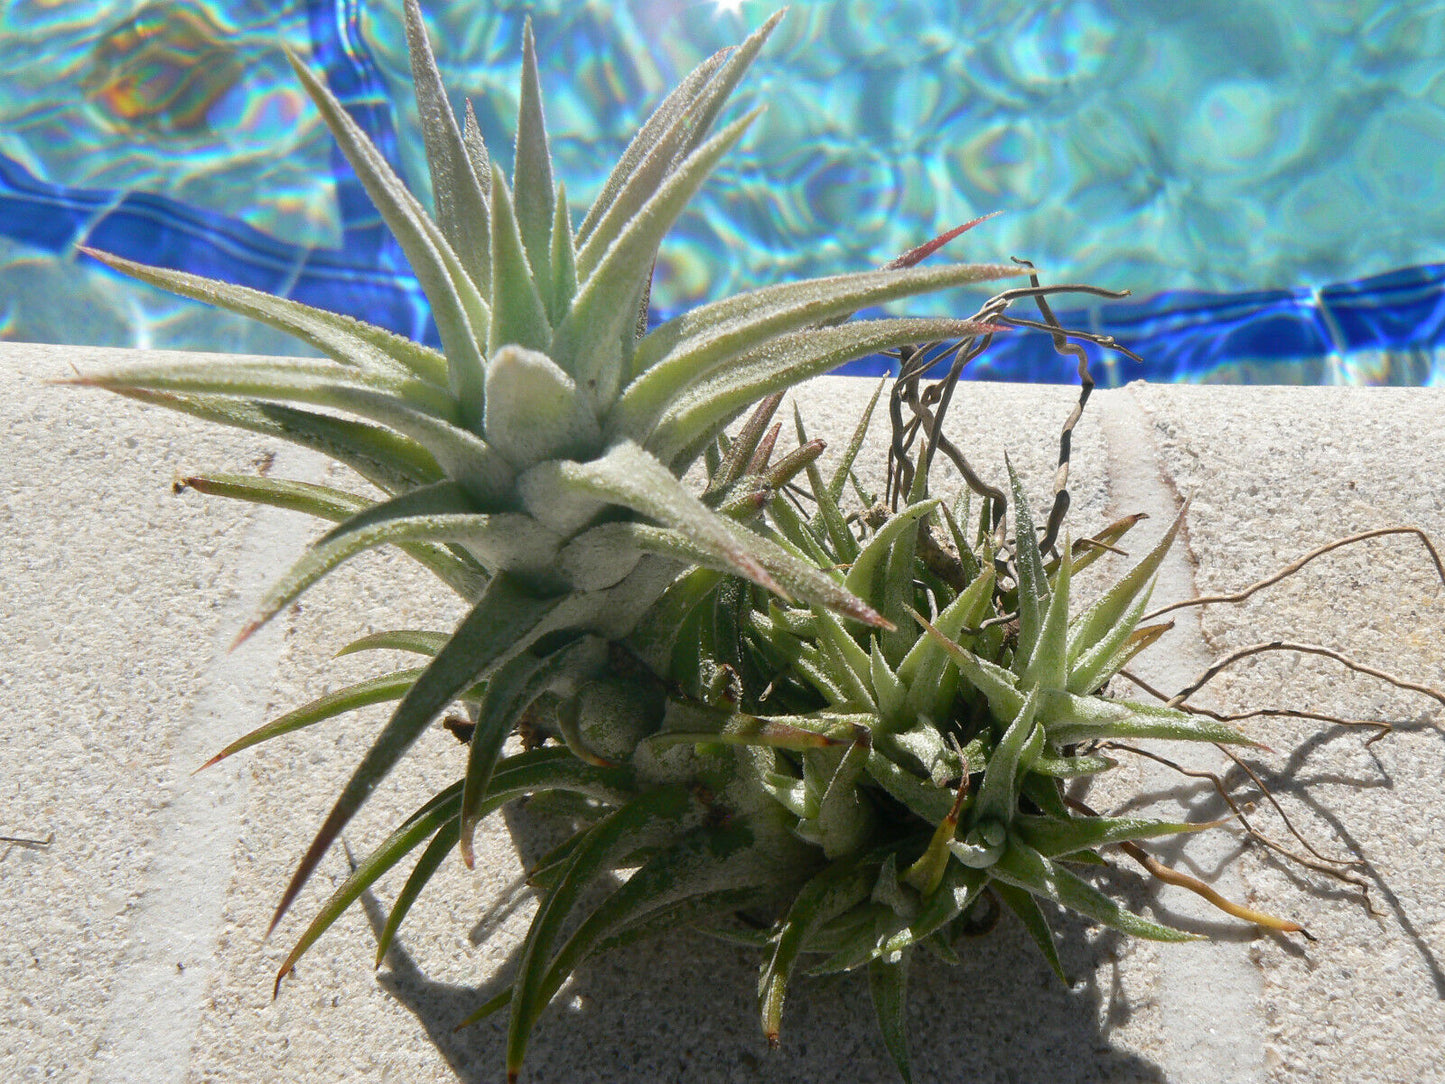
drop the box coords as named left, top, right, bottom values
left=1, top=0, right=1443, bottom=385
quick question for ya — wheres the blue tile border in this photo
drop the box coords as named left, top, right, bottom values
left=3, top=0, right=1444, bottom=383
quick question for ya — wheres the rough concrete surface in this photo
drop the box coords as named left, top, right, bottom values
left=3, top=340, right=1443, bottom=1083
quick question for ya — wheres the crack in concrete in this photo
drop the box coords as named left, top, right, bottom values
left=1097, top=383, right=1264, bottom=1084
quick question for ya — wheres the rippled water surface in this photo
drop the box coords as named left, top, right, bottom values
left=2, top=0, right=1443, bottom=383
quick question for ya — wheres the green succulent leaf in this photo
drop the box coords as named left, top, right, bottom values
left=76, top=370, right=513, bottom=504
left=656, top=318, right=1003, bottom=471
left=275, top=782, right=461, bottom=992
left=461, top=98, right=492, bottom=194
left=759, top=857, right=877, bottom=1047
left=992, top=836, right=1200, bottom=943
left=1067, top=504, right=1185, bottom=669
left=198, top=667, right=424, bottom=770
left=970, top=683, right=1044, bottom=833
left=575, top=11, right=781, bottom=266
left=1038, top=691, right=1255, bottom=747
left=844, top=499, right=941, bottom=601
left=81, top=247, right=449, bottom=386
left=1020, top=536, right=1071, bottom=689
left=548, top=182, right=577, bottom=319
left=533, top=820, right=797, bottom=1037
left=900, top=565, right=995, bottom=721
left=375, top=813, right=459, bottom=965
left=993, top=882, right=1067, bottom=984
left=507, top=785, right=695, bottom=1077
left=241, top=503, right=562, bottom=642
left=285, top=48, right=488, bottom=428
left=179, top=473, right=485, bottom=598
left=868, top=951, right=914, bottom=1084
left=512, top=20, right=556, bottom=295
left=1014, top=813, right=1217, bottom=858
left=487, top=171, right=552, bottom=355
left=1007, top=458, right=1050, bottom=668
left=458, top=635, right=609, bottom=865
left=553, top=107, right=764, bottom=405
left=100, top=389, right=445, bottom=494
left=483, top=344, right=600, bottom=467
left=334, top=629, right=449, bottom=658
left=269, top=574, right=565, bottom=936
left=616, top=262, right=1025, bottom=441
left=403, top=0, right=491, bottom=290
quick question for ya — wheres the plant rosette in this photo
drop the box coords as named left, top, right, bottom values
left=65, top=5, right=1445, bottom=1082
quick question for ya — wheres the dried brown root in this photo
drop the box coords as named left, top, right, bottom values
left=1066, top=795, right=1310, bottom=937
left=1100, top=740, right=1380, bottom=917
left=1145, top=526, right=1445, bottom=622
left=1164, top=640, right=1445, bottom=713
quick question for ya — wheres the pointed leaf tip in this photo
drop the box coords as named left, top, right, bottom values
left=230, top=620, right=260, bottom=652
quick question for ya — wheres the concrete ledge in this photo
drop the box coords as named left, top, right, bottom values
left=4, top=340, right=1443, bottom=1083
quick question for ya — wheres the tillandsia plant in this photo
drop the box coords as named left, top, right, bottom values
left=65, top=4, right=1445, bottom=1083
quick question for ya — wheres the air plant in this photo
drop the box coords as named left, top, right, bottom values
left=61, top=4, right=1445, bottom=1082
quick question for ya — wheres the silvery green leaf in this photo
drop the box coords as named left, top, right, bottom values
left=870, top=640, right=908, bottom=730
left=550, top=108, right=762, bottom=406
left=1068, top=504, right=1185, bottom=665
left=403, top=0, right=490, bottom=288
left=461, top=99, right=492, bottom=197
left=180, top=474, right=484, bottom=598
left=912, top=615, right=1025, bottom=721
left=487, top=171, right=552, bottom=355
left=334, top=629, right=449, bottom=658
left=200, top=666, right=424, bottom=768
left=993, top=883, right=1067, bottom=984
left=69, top=355, right=458, bottom=420
left=459, top=636, right=609, bottom=864
left=1038, top=691, right=1257, bottom=746
left=868, top=950, right=914, bottom=1083
left=575, top=50, right=726, bottom=244
left=83, top=247, right=448, bottom=386
left=864, top=750, right=957, bottom=824
left=512, top=20, right=555, bottom=294
left=575, top=12, right=781, bottom=267
left=993, top=837, right=1199, bottom=943
left=483, top=344, right=600, bottom=467
left=653, top=318, right=1000, bottom=470
left=759, top=857, right=877, bottom=1046
left=242, top=506, right=562, bottom=640
left=275, top=782, right=461, bottom=992
left=900, top=565, right=995, bottom=723
left=1007, top=458, right=1049, bottom=668
left=1068, top=596, right=1166, bottom=695
left=286, top=49, right=488, bottom=428
left=1014, top=812, right=1215, bottom=858
left=844, top=499, right=940, bottom=601
left=271, top=574, right=566, bottom=942
left=548, top=182, right=577, bottom=319
left=1020, top=535, right=1071, bottom=689
left=508, top=786, right=694, bottom=1075
left=102, top=389, right=444, bottom=494
left=615, top=262, right=1024, bottom=440
left=972, top=683, right=1043, bottom=830
left=72, top=351, right=513, bottom=505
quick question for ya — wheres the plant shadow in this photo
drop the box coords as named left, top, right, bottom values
left=359, top=805, right=1170, bottom=1084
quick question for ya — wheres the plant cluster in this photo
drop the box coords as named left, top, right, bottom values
left=68, top=5, right=1445, bottom=1082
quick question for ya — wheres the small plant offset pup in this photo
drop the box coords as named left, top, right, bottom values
left=68, top=5, right=1445, bottom=1082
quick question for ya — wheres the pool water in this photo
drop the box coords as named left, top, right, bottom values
left=3, top=0, right=1444, bottom=384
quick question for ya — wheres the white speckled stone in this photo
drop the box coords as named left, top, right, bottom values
left=4, top=341, right=1442, bottom=1083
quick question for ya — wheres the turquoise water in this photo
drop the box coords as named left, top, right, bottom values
left=2, top=0, right=1444, bottom=383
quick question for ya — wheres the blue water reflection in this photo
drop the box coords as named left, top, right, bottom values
left=1, top=0, right=1443, bottom=384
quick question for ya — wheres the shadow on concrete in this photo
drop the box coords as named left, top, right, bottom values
left=355, top=804, right=1170, bottom=1084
